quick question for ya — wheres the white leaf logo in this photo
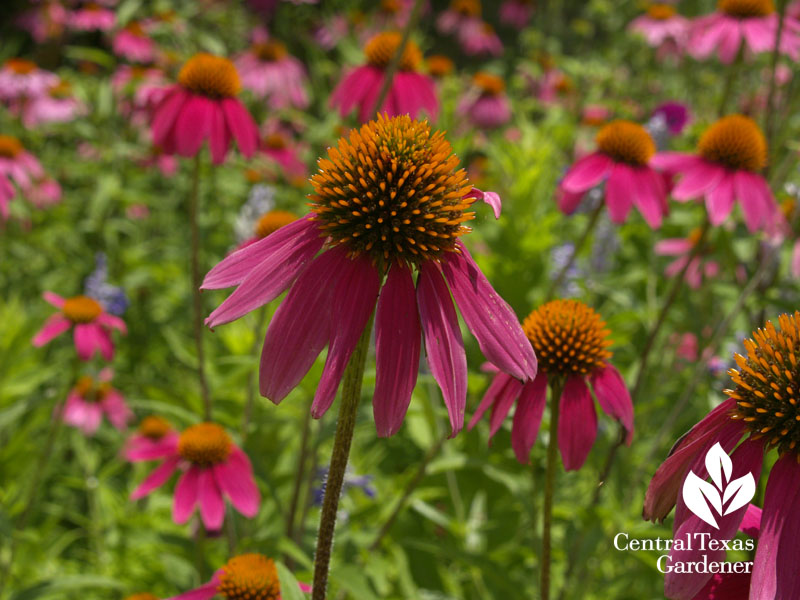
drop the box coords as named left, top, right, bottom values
left=682, top=443, right=756, bottom=530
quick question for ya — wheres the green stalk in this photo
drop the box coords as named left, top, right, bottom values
left=189, top=153, right=211, bottom=420
left=541, top=378, right=564, bottom=600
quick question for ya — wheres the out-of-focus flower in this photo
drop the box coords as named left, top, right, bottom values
left=17, top=79, right=86, bottom=127
left=126, top=203, right=150, bottom=219
left=313, top=465, right=376, bottom=506
left=0, top=135, right=62, bottom=220
left=68, top=1, right=116, bottom=31
left=457, top=72, right=511, bottom=130
left=655, top=228, right=719, bottom=289
left=458, top=20, right=503, bottom=57
left=653, top=115, right=778, bottom=232
left=130, top=423, right=260, bottom=530
left=652, top=101, right=690, bottom=135
left=124, top=416, right=180, bottom=462
left=259, top=125, right=307, bottom=180
left=330, top=32, right=438, bottom=123
left=670, top=332, right=699, bottom=362
left=500, top=0, right=535, bottom=29
left=151, top=53, right=258, bottom=165
left=63, top=370, right=131, bottom=435
left=137, top=147, right=178, bottom=177
left=629, top=4, right=689, bottom=50
left=644, top=313, right=800, bottom=599
left=426, top=54, right=454, bottom=78
left=112, top=21, right=156, bottom=63
left=532, top=68, right=574, bottom=104
left=437, top=0, right=481, bottom=37
left=84, top=253, right=129, bottom=316
left=16, top=1, right=68, bottom=42
left=164, top=554, right=310, bottom=599
left=203, top=115, right=535, bottom=437
left=123, top=594, right=160, bottom=600
left=0, top=58, right=59, bottom=102
left=312, top=14, right=349, bottom=50
left=470, top=299, right=633, bottom=467
left=111, top=65, right=169, bottom=126
left=689, top=0, right=800, bottom=63
left=582, top=104, right=611, bottom=126
left=559, top=120, right=668, bottom=228
left=236, top=39, right=309, bottom=108
left=32, top=291, right=126, bottom=361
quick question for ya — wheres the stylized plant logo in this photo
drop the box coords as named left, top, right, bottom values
left=682, top=443, right=756, bottom=530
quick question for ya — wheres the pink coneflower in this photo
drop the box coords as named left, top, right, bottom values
left=18, top=79, right=85, bottom=127
left=166, top=553, right=310, bottom=599
left=235, top=39, right=309, bottom=109
left=426, top=54, right=454, bottom=78
left=689, top=0, right=800, bottom=63
left=437, top=0, right=482, bottom=36
left=644, top=312, right=800, bottom=599
left=68, top=1, right=115, bottom=31
left=652, top=115, right=778, bottom=232
left=63, top=370, right=131, bottom=435
left=470, top=299, right=633, bottom=467
left=203, top=115, right=536, bottom=437
left=259, top=126, right=307, bottom=180
left=629, top=4, right=689, bottom=50
left=533, top=67, right=574, bottom=105
left=112, top=21, right=156, bottom=63
left=151, top=53, right=258, bottom=165
left=32, top=291, right=126, bottom=361
left=124, top=416, right=180, bottom=462
left=457, top=72, right=512, bottom=130
left=0, top=58, right=59, bottom=102
left=111, top=65, right=169, bottom=127
left=130, top=422, right=260, bottom=530
left=652, top=100, right=690, bottom=135
left=500, top=0, right=535, bottom=29
left=655, top=228, right=720, bottom=289
left=558, top=120, right=668, bottom=229
left=458, top=20, right=504, bottom=56
left=16, top=1, right=68, bottom=42
left=312, top=14, right=349, bottom=50
left=137, top=147, right=178, bottom=177
left=0, top=135, right=61, bottom=220
left=670, top=332, right=700, bottom=362
left=582, top=104, right=611, bottom=127
left=330, top=32, right=438, bottom=123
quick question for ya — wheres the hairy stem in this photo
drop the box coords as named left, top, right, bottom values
left=541, top=378, right=564, bottom=600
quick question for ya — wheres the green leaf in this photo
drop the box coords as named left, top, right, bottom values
left=275, top=561, right=307, bottom=600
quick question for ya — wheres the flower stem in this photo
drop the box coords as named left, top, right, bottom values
left=546, top=201, right=604, bottom=301
left=311, top=316, right=374, bottom=600
left=286, top=399, right=314, bottom=556
left=765, top=0, right=789, bottom=175
left=717, top=45, right=745, bottom=117
left=189, top=153, right=211, bottom=420
left=241, top=307, right=268, bottom=441
left=630, top=218, right=710, bottom=402
left=541, top=378, right=564, bottom=600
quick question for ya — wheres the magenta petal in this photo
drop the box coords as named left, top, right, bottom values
left=706, top=172, right=736, bottom=226
left=650, top=152, right=701, bottom=173
left=740, top=504, right=762, bottom=539
left=511, top=375, right=548, bottom=463
left=561, top=153, right=612, bottom=193
left=42, top=291, right=65, bottom=308
left=558, top=376, right=597, bottom=471
left=198, top=467, right=225, bottom=530
left=174, top=95, right=213, bottom=157
left=221, top=98, right=258, bottom=158
left=173, top=467, right=200, bottom=524
left=604, top=163, right=635, bottom=224
left=672, top=162, right=724, bottom=201
left=468, top=372, right=516, bottom=431
left=130, top=455, right=180, bottom=499
left=442, top=245, right=537, bottom=381
left=655, top=239, right=693, bottom=256
left=417, top=261, right=468, bottom=437
left=203, top=215, right=319, bottom=290
left=557, top=188, right=584, bottom=216
left=373, top=265, right=422, bottom=437
left=589, top=365, right=634, bottom=444
left=259, top=248, right=343, bottom=403
left=213, top=447, right=260, bottom=517
left=208, top=103, right=231, bottom=165
left=73, top=323, right=99, bottom=360
left=206, top=221, right=325, bottom=327
left=488, top=373, right=525, bottom=437
left=630, top=166, right=667, bottom=229
left=751, top=453, right=800, bottom=599
left=151, top=87, right=189, bottom=147
left=735, top=170, right=774, bottom=233
left=166, top=580, right=220, bottom=600
left=32, top=314, right=71, bottom=346
left=691, top=573, right=751, bottom=600
left=463, top=187, right=502, bottom=219
left=311, top=253, right=380, bottom=418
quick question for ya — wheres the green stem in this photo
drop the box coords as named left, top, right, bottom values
left=546, top=201, right=604, bottom=301
left=717, top=45, right=744, bottom=117
left=286, top=399, right=314, bottom=565
left=311, top=317, right=374, bottom=600
left=541, top=378, right=564, bottom=600
left=189, top=153, right=211, bottom=421
left=764, top=0, right=789, bottom=173
left=241, top=308, right=268, bottom=441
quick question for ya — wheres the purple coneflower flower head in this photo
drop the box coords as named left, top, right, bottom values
left=124, top=416, right=180, bottom=462
left=63, top=369, right=131, bottom=435
left=457, top=72, right=512, bottom=130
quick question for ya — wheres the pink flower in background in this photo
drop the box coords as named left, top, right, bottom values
left=653, top=115, right=778, bottom=232
left=236, top=39, right=309, bottom=108
left=32, top=291, right=126, bottom=361
left=259, top=121, right=307, bottom=180
left=457, top=72, right=512, bottom=130
left=330, top=32, right=438, bottom=123
left=652, top=100, right=690, bottom=135
left=670, top=332, right=699, bottom=361
left=629, top=4, right=689, bottom=49
left=112, top=22, right=156, bottom=63
left=582, top=104, right=611, bottom=126
left=458, top=20, right=503, bottom=56
left=112, top=65, right=169, bottom=126
left=533, top=68, right=574, bottom=104
left=16, top=1, right=68, bottom=42
left=166, top=554, right=310, bottom=600
left=655, top=229, right=719, bottom=289
left=0, top=136, right=62, bottom=220
left=18, top=80, right=85, bottom=127
left=312, top=14, right=349, bottom=50
left=500, top=0, right=535, bottom=29
left=559, top=120, right=668, bottom=228
left=237, top=210, right=298, bottom=250
left=130, top=423, right=260, bottom=530
left=689, top=0, right=800, bottom=63
left=26, top=177, right=62, bottom=209
left=470, top=299, right=633, bottom=468
left=150, top=53, right=258, bottom=165
left=126, top=203, right=150, bottom=219
left=124, top=416, right=180, bottom=462
left=437, top=0, right=482, bottom=36
left=63, top=370, right=132, bottom=435
left=137, top=148, right=178, bottom=177
left=0, top=58, right=59, bottom=102
left=68, top=2, right=116, bottom=31
left=203, top=115, right=534, bottom=437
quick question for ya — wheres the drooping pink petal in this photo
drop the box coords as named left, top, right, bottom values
left=630, top=166, right=667, bottom=229
left=488, top=373, right=525, bottom=438
left=691, top=573, right=751, bottom=600
left=173, top=467, right=201, bottom=524
left=32, top=314, right=71, bottom=347
left=717, top=20, right=743, bottom=63
left=463, top=187, right=502, bottom=219
left=73, top=323, right=100, bottom=360
left=151, top=87, right=189, bottom=147
left=735, top=170, right=775, bottom=233
left=213, top=447, right=260, bottom=518
left=206, top=220, right=325, bottom=327
left=468, top=372, right=519, bottom=431
left=174, top=95, right=213, bottom=157
left=442, top=245, right=537, bottom=381
left=417, top=260, right=468, bottom=437
left=740, top=504, right=762, bottom=539
left=96, top=313, right=127, bottom=333
left=651, top=152, right=702, bottom=173
left=373, top=265, right=422, bottom=437
left=706, top=171, right=736, bottom=226
left=672, top=162, right=725, bottom=201
left=558, top=376, right=597, bottom=471
left=655, top=239, right=693, bottom=256
left=604, top=163, right=635, bottom=224
left=751, top=453, right=800, bottom=599
left=94, top=325, right=115, bottom=361
left=560, top=152, right=613, bottom=194
left=102, top=390, right=132, bottom=430
left=208, top=103, right=231, bottom=165
left=124, top=433, right=180, bottom=462
left=42, top=291, right=65, bottom=308
left=130, top=455, right=180, bottom=499
left=589, top=365, right=634, bottom=444
left=259, top=247, right=345, bottom=403
left=221, top=98, right=258, bottom=158
left=197, top=467, right=225, bottom=530
left=792, top=241, right=800, bottom=279
left=203, top=215, right=320, bottom=290
left=167, top=579, right=220, bottom=600
left=511, top=374, right=548, bottom=464
left=557, top=188, right=584, bottom=216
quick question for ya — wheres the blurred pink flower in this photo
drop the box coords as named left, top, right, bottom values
left=437, top=0, right=482, bottom=36
left=15, top=1, right=68, bottom=42
left=458, top=20, right=503, bottom=56
left=17, top=80, right=85, bottom=127
left=0, top=136, right=61, bottom=220
left=655, top=229, right=720, bottom=289
left=112, top=22, right=156, bottom=63
left=63, top=370, right=132, bottom=435
left=312, top=14, right=349, bottom=50
left=0, top=58, right=59, bottom=102
left=457, top=72, right=511, bottom=130
left=111, top=65, right=169, bottom=126
left=32, top=292, right=126, bottom=361
left=68, top=2, right=115, bottom=31
left=670, top=332, right=699, bottom=362
left=124, top=416, right=180, bottom=462
left=126, top=203, right=150, bottom=219
left=500, top=0, right=534, bottom=29
left=259, top=121, right=307, bottom=179
left=629, top=4, right=689, bottom=50
left=236, top=39, right=309, bottom=108
left=130, top=423, right=260, bottom=530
